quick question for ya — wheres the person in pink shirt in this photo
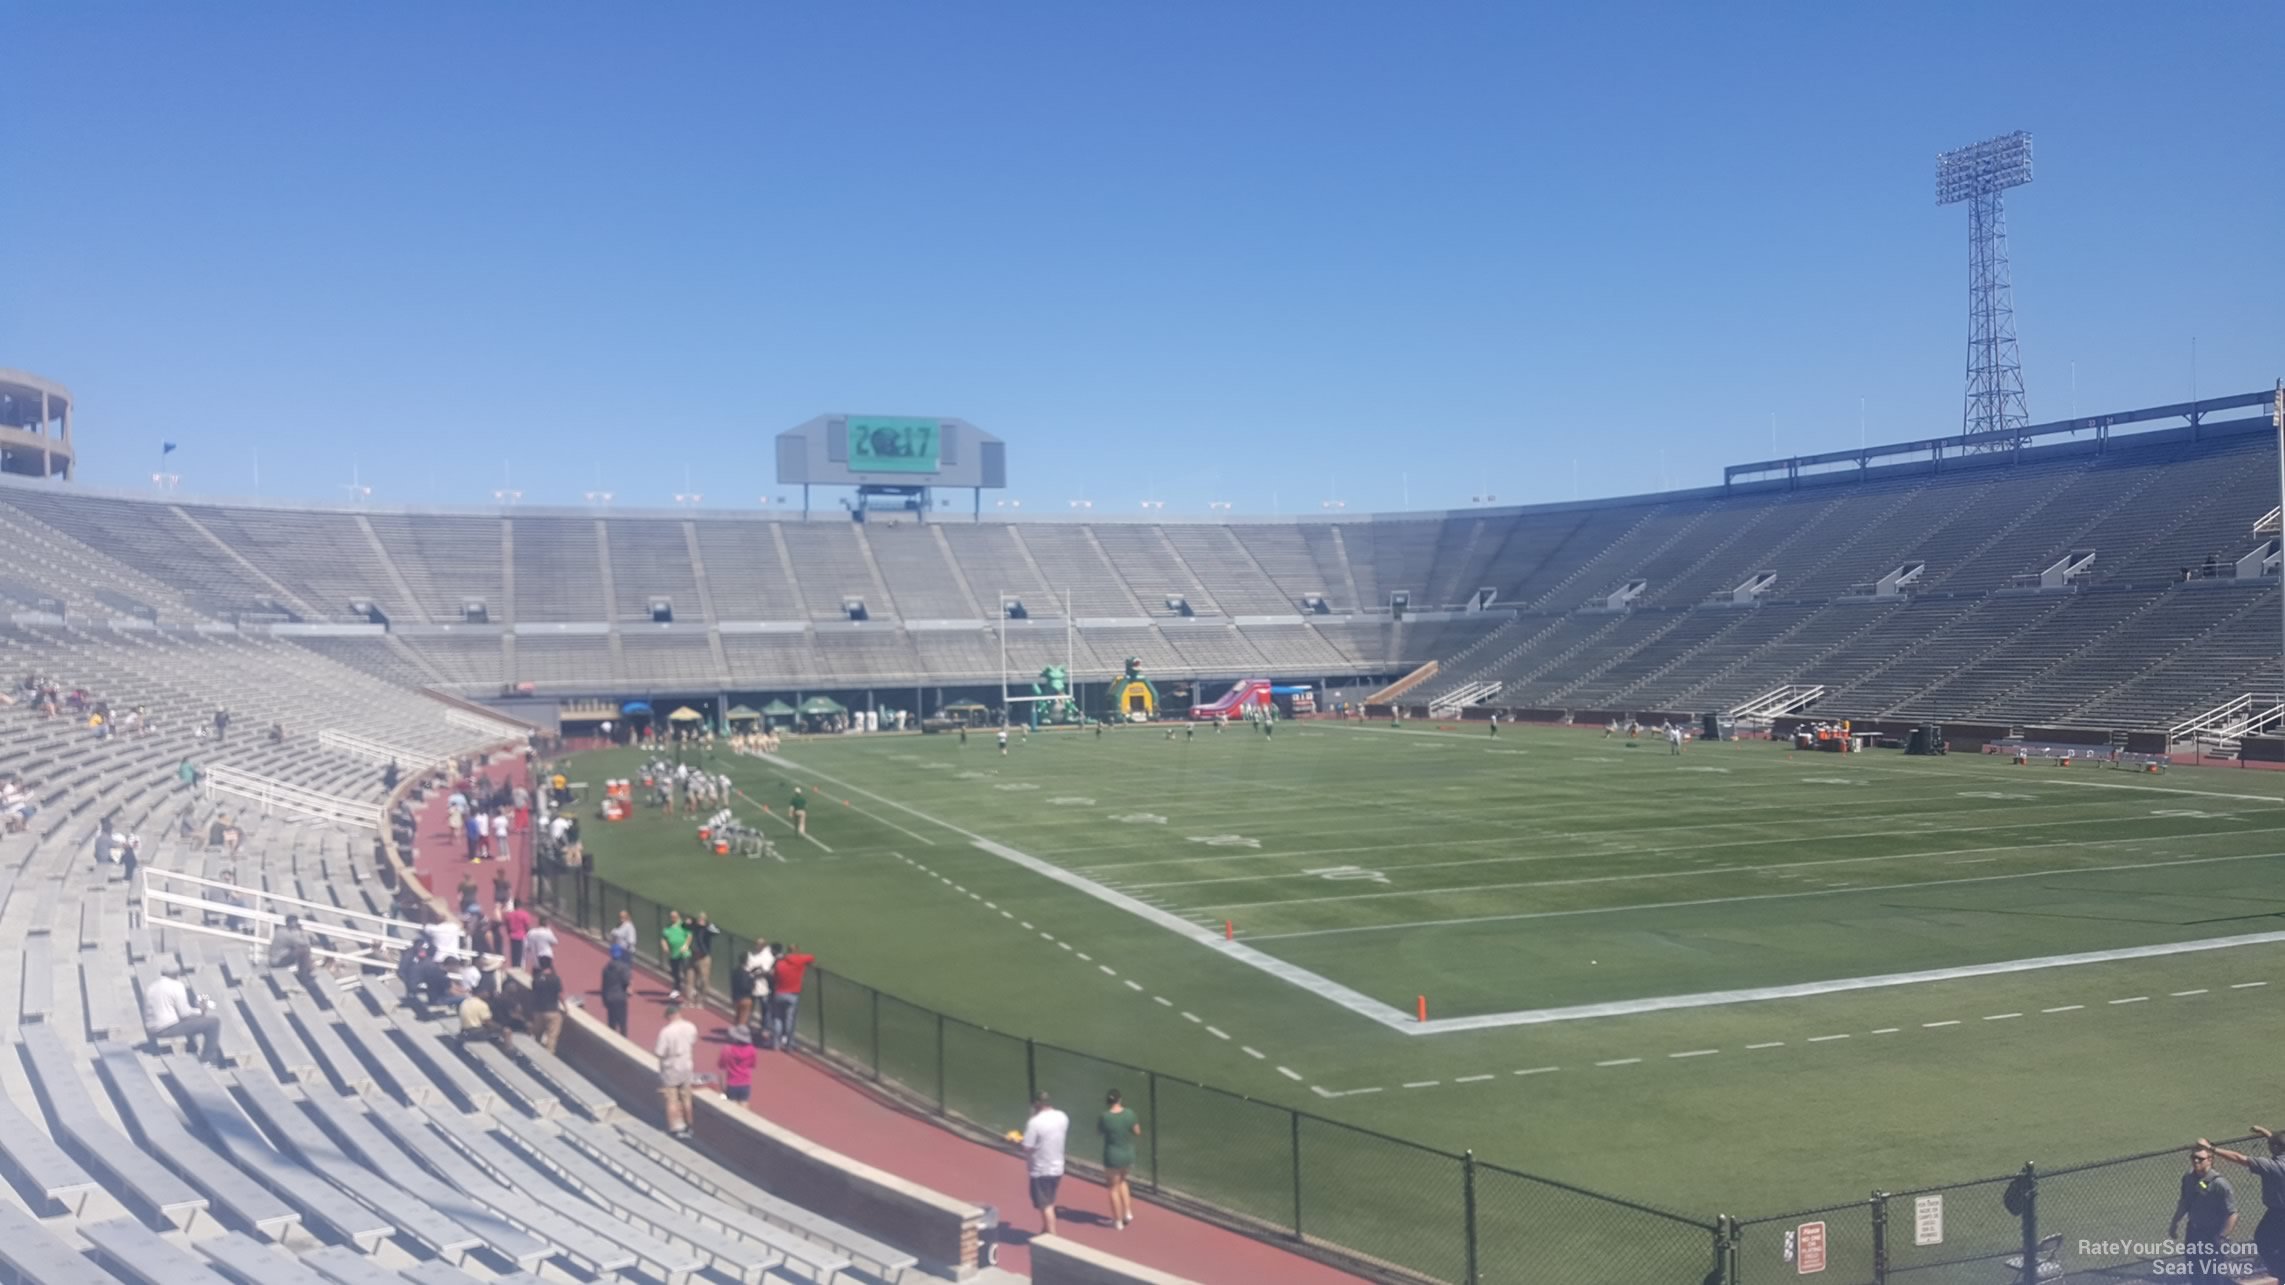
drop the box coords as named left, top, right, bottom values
left=501, top=903, right=534, bottom=969
left=717, top=1024, right=757, bottom=1103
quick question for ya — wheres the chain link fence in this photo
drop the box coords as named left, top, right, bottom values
left=539, top=870, right=2261, bottom=1285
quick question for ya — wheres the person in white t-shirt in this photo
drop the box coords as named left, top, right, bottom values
left=145, top=963, right=226, bottom=1066
left=656, top=1003, right=698, bottom=1139
left=1020, top=1092, right=1071, bottom=1235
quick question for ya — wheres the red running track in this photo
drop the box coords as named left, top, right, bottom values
left=407, top=756, right=1367, bottom=1284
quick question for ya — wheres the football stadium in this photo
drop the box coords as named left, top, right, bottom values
left=6, top=8, right=2285, bottom=1285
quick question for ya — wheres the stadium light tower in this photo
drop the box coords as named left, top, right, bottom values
left=1937, top=131, right=2033, bottom=447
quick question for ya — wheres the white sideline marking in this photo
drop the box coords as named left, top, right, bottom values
left=1403, top=1080, right=1441, bottom=1089
left=1342, top=1086, right=1384, bottom=1096
left=765, top=746, right=2285, bottom=1037
left=1076, top=953, right=1091, bottom=962
left=1021, top=922, right=1035, bottom=931
left=1870, top=1028, right=1900, bottom=1035
left=1058, top=942, right=1073, bottom=951
left=1243, top=1047, right=1266, bottom=1060
left=1000, top=911, right=1014, bottom=919
left=1595, top=1058, right=1642, bottom=1068
left=1099, top=965, right=1117, bottom=976
left=2042, top=1005, right=2084, bottom=1013
left=1807, top=1034, right=1850, bottom=1042
left=1277, top=1066, right=1304, bottom=1082
left=1153, top=996, right=1172, bottom=1006
left=2234, top=981, right=2270, bottom=989
left=1668, top=1049, right=1719, bottom=1059
left=984, top=902, right=998, bottom=909
left=968, top=892, right=981, bottom=900
left=1983, top=1013, right=2021, bottom=1021
left=2172, top=989, right=2209, bottom=997
left=1180, top=1012, right=1201, bottom=1023
left=1125, top=980, right=1145, bottom=992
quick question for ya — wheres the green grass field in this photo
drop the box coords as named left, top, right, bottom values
left=570, top=721, right=2285, bottom=1271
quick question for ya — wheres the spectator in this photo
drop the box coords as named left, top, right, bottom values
left=501, top=902, right=533, bottom=969
left=145, top=963, right=225, bottom=1067
left=2205, top=1130, right=2285, bottom=1279
left=524, top=916, right=557, bottom=970
left=491, top=809, right=510, bottom=862
left=767, top=946, right=814, bottom=1052
left=656, top=1002, right=697, bottom=1139
left=119, top=830, right=140, bottom=886
left=2172, top=1143, right=2238, bottom=1285
left=601, top=944, right=633, bottom=1035
left=269, top=914, right=315, bottom=982
left=609, top=909, right=638, bottom=956
left=177, top=758, right=199, bottom=792
left=689, top=912, right=718, bottom=999
left=456, top=982, right=503, bottom=1048
left=1100, top=1088, right=1143, bottom=1229
left=660, top=910, right=692, bottom=1000
left=718, top=1024, right=757, bottom=1104
left=382, top=759, right=399, bottom=791
left=463, top=810, right=483, bottom=863
left=732, top=938, right=774, bottom=1030
left=527, top=957, right=565, bottom=1053
left=1021, top=1092, right=1070, bottom=1237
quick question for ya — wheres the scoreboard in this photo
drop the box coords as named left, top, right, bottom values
left=776, top=414, right=1005, bottom=492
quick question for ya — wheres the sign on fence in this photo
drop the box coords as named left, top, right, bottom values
left=1914, top=1193, right=1944, bottom=1246
left=1795, top=1221, right=1826, bottom=1274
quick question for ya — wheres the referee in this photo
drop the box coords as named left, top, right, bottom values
left=2205, top=1130, right=2285, bottom=1278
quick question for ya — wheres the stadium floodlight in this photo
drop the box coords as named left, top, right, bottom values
left=583, top=489, right=614, bottom=506
left=1207, top=500, right=1233, bottom=511
left=491, top=488, right=522, bottom=505
left=674, top=491, right=703, bottom=507
left=1068, top=499, right=1092, bottom=510
left=150, top=472, right=180, bottom=491
left=995, top=498, right=1022, bottom=509
left=1470, top=494, right=1499, bottom=505
left=1320, top=499, right=1347, bottom=510
left=1139, top=499, right=1165, bottom=510
left=1937, top=131, right=2033, bottom=445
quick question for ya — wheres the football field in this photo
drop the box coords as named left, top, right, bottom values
left=571, top=721, right=2285, bottom=1226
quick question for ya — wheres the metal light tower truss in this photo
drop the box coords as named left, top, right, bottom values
left=1937, top=131, right=2033, bottom=447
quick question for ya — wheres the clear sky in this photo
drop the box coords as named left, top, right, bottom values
left=4, top=3, right=2278, bottom=513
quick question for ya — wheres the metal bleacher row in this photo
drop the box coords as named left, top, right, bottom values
left=2, top=412, right=2279, bottom=729
left=0, top=521, right=956, bottom=1280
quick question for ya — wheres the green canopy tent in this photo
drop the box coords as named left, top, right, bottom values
left=724, top=704, right=762, bottom=723
left=758, top=698, right=799, bottom=729
left=797, top=695, right=848, bottom=729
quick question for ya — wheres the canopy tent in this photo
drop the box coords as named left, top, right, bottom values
left=797, top=696, right=848, bottom=715
left=667, top=706, right=705, bottom=723
left=619, top=701, right=654, bottom=716
left=759, top=699, right=798, bottom=716
left=724, top=705, right=763, bottom=723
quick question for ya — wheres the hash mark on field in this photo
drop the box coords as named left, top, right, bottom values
left=1808, top=1034, right=1851, bottom=1042
left=1099, top=965, right=1117, bottom=976
left=1153, top=996, right=1172, bottom=1007
left=983, top=901, right=997, bottom=909
left=1343, top=1086, right=1384, bottom=1096
left=1984, top=1013, right=2022, bottom=1021
left=1745, top=1042, right=1785, bottom=1050
left=1595, top=1058, right=1642, bottom=1068
left=1076, top=953, right=1091, bottom=961
left=1000, top=910, right=1014, bottom=919
left=968, top=892, right=981, bottom=900
left=1403, top=1080, right=1441, bottom=1089
left=1924, top=1021, right=1961, bottom=1028
left=1871, top=1028, right=1900, bottom=1035
left=1125, top=980, right=1145, bottom=992
left=2042, top=1005, right=2084, bottom=1013
left=1021, top=922, right=1035, bottom=931
left=1206, top=1026, right=1229, bottom=1040
left=2109, top=996, right=2149, bottom=1005
left=1514, top=1066, right=1559, bottom=1076
left=1456, top=1074, right=1497, bottom=1083
left=1180, top=1012, right=1201, bottom=1023
left=1277, top=1067, right=1304, bottom=1082
left=2171, top=989, right=2209, bottom=997
left=2234, top=981, right=2270, bottom=989
left=1057, top=942, right=1073, bottom=951
left=1243, top=1047, right=1266, bottom=1060
left=1669, top=1050, right=1719, bottom=1059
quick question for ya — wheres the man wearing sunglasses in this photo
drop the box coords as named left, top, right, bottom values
left=2172, top=1144, right=2238, bottom=1285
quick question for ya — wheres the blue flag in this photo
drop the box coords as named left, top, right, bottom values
left=161, top=442, right=177, bottom=455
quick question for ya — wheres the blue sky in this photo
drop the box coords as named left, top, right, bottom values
left=4, top=3, right=2279, bottom=512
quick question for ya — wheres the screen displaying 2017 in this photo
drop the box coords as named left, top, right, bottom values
left=850, top=417, right=941, bottom=473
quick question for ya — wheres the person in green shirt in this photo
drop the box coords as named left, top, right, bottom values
left=661, top=910, right=693, bottom=999
left=1099, top=1089, right=1143, bottom=1229
left=789, top=786, right=807, bottom=836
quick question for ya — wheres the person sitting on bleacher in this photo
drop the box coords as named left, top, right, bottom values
left=144, top=963, right=226, bottom=1067
left=270, top=915, right=315, bottom=983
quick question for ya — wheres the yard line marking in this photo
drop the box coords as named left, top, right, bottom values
left=1342, top=1086, right=1384, bottom=1096
left=2234, top=981, right=2270, bottom=989
left=1668, top=1050, right=1719, bottom=1059
left=1807, top=1034, right=1851, bottom=1042
left=967, top=892, right=981, bottom=900
left=1125, top=980, right=1145, bottom=992
left=1745, top=1042, right=1785, bottom=1050
left=1455, top=1073, right=1497, bottom=1083
left=1153, top=996, right=1173, bottom=1007
left=1595, top=1058, right=1643, bottom=1068
left=1924, top=1021, right=1961, bottom=1028
left=1277, top=1067, right=1304, bottom=1082
left=1180, top=1012, right=1201, bottom=1023
left=1206, top=1026, right=1230, bottom=1040
left=2171, top=989, right=2209, bottom=997
left=1075, top=953, right=1091, bottom=962
left=1058, top=942, right=1073, bottom=951
left=2042, top=1005, right=2084, bottom=1013
left=1021, top=922, right=1035, bottom=931
left=1099, top=965, right=1117, bottom=976
left=1402, top=1080, right=1441, bottom=1089
left=1514, top=1066, right=1559, bottom=1076
left=2109, top=996, right=2149, bottom=1005
left=984, top=902, right=998, bottom=909
left=1243, top=1046, right=1266, bottom=1060
left=1983, top=1013, right=2022, bottom=1021
left=1870, top=1028, right=1900, bottom=1035
left=1000, top=911, right=1014, bottom=919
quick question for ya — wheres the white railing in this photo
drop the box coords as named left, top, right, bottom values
left=139, top=866, right=425, bottom=972
left=203, top=764, right=374, bottom=828
left=1727, top=684, right=1828, bottom=720
left=2170, top=693, right=2284, bottom=744
left=1429, top=680, right=1503, bottom=715
left=318, top=728, right=447, bottom=772
left=445, top=706, right=527, bottom=738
